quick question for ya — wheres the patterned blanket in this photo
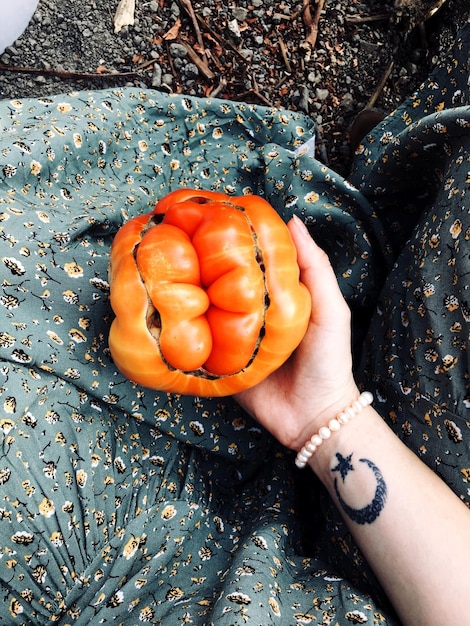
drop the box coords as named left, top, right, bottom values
left=0, top=23, right=468, bottom=625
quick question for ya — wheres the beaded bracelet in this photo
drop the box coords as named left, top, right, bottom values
left=294, top=391, right=373, bottom=469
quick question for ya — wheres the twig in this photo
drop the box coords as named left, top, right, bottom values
left=210, top=77, right=228, bottom=98
left=134, top=59, right=158, bottom=72
left=273, top=7, right=304, bottom=21
left=205, top=48, right=225, bottom=73
left=302, top=0, right=326, bottom=48
left=0, top=64, right=143, bottom=80
left=192, top=13, right=249, bottom=62
left=278, top=37, right=292, bottom=73
left=177, top=0, right=206, bottom=57
left=179, top=39, right=215, bottom=81
left=345, top=13, right=390, bottom=25
left=239, top=75, right=276, bottom=108
left=238, top=89, right=275, bottom=107
left=366, top=60, right=394, bottom=108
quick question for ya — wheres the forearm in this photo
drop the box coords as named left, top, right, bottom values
left=307, top=404, right=470, bottom=626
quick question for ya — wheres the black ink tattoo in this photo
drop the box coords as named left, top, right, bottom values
left=332, top=452, right=354, bottom=481
left=332, top=455, right=387, bottom=525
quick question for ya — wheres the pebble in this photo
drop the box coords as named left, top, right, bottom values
left=169, top=43, right=187, bottom=59
left=315, top=88, right=329, bottom=101
left=151, top=62, right=162, bottom=87
left=183, top=63, right=199, bottom=80
left=231, top=8, right=248, bottom=21
left=340, top=92, right=354, bottom=113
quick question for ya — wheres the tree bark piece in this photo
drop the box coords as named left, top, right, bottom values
left=114, top=0, right=136, bottom=34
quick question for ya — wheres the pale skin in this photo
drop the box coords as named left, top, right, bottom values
left=235, top=215, right=470, bottom=626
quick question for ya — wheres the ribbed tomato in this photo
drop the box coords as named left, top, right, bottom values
left=108, top=189, right=311, bottom=396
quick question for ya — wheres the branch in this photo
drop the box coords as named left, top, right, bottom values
left=0, top=60, right=156, bottom=81
left=366, top=60, right=394, bottom=108
left=177, top=0, right=206, bottom=57
left=302, top=0, right=326, bottom=48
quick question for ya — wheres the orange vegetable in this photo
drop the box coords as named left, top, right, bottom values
left=108, top=189, right=311, bottom=396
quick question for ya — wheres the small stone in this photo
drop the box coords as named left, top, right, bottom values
left=228, top=19, right=241, bottom=39
left=151, top=63, right=162, bottom=88
left=298, top=86, right=310, bottom=113
left=162, top=73, right=174, bottom=87
left=231, top=7, right=248, bottom=21
left=340, top=92, right=354, bottom=113
left=169, top=43, right=187, bottom=59
left=183, top=63, right=199, bottom=80
left=315, top=88, right=329, bottom=101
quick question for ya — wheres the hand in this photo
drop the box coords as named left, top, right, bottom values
left=234, top=215, right=359, bottom=451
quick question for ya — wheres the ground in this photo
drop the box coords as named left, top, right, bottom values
left=0, top=0, right=468, bottom=174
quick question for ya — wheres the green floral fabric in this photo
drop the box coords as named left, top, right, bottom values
left=0, top=23, right=468, bottom=625
left=310, top=25, right=470, bottom=604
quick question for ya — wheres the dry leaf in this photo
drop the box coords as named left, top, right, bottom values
left=114, top=0, right=135, bottom=34
left=96, top=65, right=108, bottom=74
left=203, top=33, right=223, bottom=57
left=163, top=17, right=182, bottom=41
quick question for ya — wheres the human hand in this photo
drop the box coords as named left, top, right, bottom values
left=234, top=215, right=359, bottom=451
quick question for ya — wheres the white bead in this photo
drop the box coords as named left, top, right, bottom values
left=311, top=434, right=323, bottom=447
left=346, top=406, right=356, bottom=419
left=328, top=418, right=341, bottom=432
left=294, top=392, right=373, bottom=468
left=297, top=452, right=309, bottom=464
left=352, top=400, right=363, bottom=413
left=360, top=391, right=374, bottom=406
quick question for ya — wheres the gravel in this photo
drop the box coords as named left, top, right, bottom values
left=0, top=0, right=468, bottom=175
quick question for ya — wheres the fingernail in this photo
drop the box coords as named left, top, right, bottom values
left=292, top=214, right=311, bottom=239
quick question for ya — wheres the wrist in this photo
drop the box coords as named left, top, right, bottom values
left=308, top=404, right=384, bottom=490
left=295, top=390, right=373, bottom=469
left=291, top=381, right=360, bottom=452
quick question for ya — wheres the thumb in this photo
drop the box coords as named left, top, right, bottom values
left=288, top=216, right=349, bottom=323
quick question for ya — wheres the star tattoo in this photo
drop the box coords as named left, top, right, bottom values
left=331, top=452, right=354, bottom=481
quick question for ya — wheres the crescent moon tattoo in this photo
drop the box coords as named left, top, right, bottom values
left=333, top=457, right=387, bottom=525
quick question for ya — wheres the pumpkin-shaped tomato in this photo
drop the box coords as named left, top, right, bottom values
left=108, top=189, right=311, bottom=396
